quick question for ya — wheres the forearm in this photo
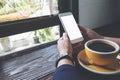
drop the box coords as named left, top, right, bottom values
left=104, top=36, right=120, bottom=46
left=53, top=56, right=81, bottom=80
left=54, top=32, right=80, bottom=80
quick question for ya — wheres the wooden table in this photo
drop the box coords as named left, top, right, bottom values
left=0, top=41, right=57, bottom=80
left=0, top=39, right=120, bottom=80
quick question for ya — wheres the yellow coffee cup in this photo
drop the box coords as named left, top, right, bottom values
left=85, top=39, right=120, bottom=66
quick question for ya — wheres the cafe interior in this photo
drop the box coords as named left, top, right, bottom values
left=0, top=0, right=120, bottom=80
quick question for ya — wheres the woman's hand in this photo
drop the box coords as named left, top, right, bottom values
left=73, top=25, right=104, bottom=49
left=57, top=33, right=73, bottom=58
left=78, top=25, right=104, bottom=40
left=57, top=33, right=74, bottom=67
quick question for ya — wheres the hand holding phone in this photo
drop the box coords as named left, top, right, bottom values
left=58, top=12, right=84, bottom=44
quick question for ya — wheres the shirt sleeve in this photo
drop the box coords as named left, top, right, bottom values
left=53, top=64, right=80, bottom=80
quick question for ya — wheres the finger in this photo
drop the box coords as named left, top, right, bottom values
left=78, top=25, right=89, bottom=39
left=63, top=32, right=67, bottom=36
left=78, top=25, right=87, bottom=33
left=62, top=32, right=68, bottom=39
left=73, top=42, right=84, bottom=49
left=57, top=37, right=63, bottom=43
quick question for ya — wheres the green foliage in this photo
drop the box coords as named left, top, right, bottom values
left=0, top=0, right=37, bottom=15
left=0, top=7, right=16, bottom=15
left=34, top=27, right=54, bottom=43
left=0, top=0, right=6, bottom=9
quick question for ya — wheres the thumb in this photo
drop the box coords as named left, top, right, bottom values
left=62, top=32, right=68, bottom=39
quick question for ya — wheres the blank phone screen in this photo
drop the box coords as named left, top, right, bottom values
left=60, top=14, right=83, bottom=43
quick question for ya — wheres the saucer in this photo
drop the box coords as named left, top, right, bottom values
left=77, top=49, right=120, bottom=75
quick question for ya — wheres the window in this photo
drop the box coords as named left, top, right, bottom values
left=0, top=0, right=79, bottom=54
left=0, top=26, right=60, bottom=53
left=0, top=0, right=58, bottom=22
left=0, top=0, right=59, bottom=53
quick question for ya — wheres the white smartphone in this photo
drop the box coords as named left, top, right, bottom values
left=58, top=12, right=84, bottom=44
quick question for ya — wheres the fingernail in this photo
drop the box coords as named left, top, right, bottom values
left=63, top=32, right=67, bottom=36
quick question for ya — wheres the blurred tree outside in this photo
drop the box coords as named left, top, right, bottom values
left=0, top=0, right=59, bottom=53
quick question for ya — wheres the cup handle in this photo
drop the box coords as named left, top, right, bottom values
left=117, top=53, right=120, bottom=60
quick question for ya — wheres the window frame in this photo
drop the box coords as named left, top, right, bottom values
left=0, top=0, right=79, bottom=60
left=58, top=0, right=79, bottom=36
left=0, top=0, right=79, bottom=38
left=0, top=15, right=59, bottom=38
left=58, top=0, right=79, bottom=22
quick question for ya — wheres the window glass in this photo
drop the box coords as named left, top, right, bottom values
left=0, top=26, right=60, bottom=53
left=0, top=0, right=58, bottom=22
left=0, top=0, right=59, bottom=53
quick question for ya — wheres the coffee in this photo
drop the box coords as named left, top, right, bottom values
left=88, top=41, right=115, bottom=52
left=85, top=39, right=120, bottom=66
